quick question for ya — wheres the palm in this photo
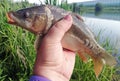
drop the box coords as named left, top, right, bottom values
left=33, top=15, right=74, bottom=81
left=37, top=41, right=75, bottom=79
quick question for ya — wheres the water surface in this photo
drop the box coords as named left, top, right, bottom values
left=83, top=12, right=120, bottom=21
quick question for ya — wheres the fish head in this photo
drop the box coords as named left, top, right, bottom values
left=7, top=5, right=53, bottom=35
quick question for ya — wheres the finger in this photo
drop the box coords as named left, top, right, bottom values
left=45, top=15, right=73, bottom=43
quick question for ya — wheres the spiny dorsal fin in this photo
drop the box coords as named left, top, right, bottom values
left=73, top=13, right=84, bottom=22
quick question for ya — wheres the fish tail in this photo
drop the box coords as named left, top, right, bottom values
left=100, top=50, right=117, bottom=66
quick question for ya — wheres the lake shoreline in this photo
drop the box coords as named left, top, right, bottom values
left=83, top=16, right=120, bottom=22
left=82, top=12, right=120, bottom=21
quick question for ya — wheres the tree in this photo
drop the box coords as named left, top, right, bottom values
left=95, top=3, right=104, bottom=16
left=45, top=0, right=59, bottom=6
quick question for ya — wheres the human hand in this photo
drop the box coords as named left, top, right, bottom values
left=33, top=15, right=76, bottom=81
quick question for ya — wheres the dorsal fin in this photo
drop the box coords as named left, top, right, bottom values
left=73, top=13, right=84, bottom=22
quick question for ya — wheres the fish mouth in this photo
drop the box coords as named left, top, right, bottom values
left=6, top=12, right=16, bottom=24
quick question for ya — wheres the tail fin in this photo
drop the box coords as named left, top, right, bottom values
left=100, top=50, right=117, bottom=66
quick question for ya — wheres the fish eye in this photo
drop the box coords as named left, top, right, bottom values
left=24, top=12, right=30, bottom=18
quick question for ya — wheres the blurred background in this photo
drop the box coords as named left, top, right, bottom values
left=0, top=0, right=120, bottom=81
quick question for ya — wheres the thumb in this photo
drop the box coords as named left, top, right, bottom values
left=45, top=15, right=73, bottom=43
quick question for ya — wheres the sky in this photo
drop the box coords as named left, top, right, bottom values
left=13, top=0, right=94, bottom=4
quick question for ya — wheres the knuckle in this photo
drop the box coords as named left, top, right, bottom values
left=54, top=20, right=69, bottom=33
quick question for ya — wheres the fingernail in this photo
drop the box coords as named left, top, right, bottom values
left=64, top=15, right=71, bottom=21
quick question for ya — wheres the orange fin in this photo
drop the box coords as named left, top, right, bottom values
left=93, top=57, right=104, bottom=77
left=78, top=51, right=88, bottom=63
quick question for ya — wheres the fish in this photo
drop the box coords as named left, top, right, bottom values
left=6, top=5, right=116, bottom=77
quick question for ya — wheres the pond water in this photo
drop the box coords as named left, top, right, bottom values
left=83, top=12, right=120, bottom=21
left=83, top=17, right=120, bottom=66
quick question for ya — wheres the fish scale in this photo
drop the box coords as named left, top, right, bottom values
left=6, top=5, right=116, bottom=77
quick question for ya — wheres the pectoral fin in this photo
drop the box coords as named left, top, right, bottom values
left=34, top=34, right=43, bottom=51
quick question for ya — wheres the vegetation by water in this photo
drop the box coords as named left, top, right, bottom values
left=0, top=0, right=119, bottom=81
left=74, top=1, right=120, bottom=16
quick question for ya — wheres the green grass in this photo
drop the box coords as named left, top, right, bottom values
left=0, top=0, right=36, bottom=80
left=0, top=0, right=118, bottom=81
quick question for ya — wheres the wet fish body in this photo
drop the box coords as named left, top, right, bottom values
left=6, top=5, right=116, bottom=77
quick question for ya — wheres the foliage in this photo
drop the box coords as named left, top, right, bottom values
left=0, top=0, right=35, bottom=81
left=95, top=3, right=104, bottom=16
left=45, top=0, right=59, bottom=6
left=60, top=0, right=72, bottom=11
left=78, top=4, right=88, bottom=15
